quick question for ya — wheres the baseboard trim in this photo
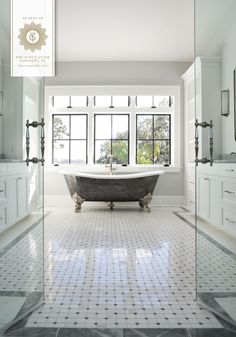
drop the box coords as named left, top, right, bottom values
left=45, top=195, right=184, bottom=207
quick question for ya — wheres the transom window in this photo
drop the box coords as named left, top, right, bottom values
left=48, top=90, right=178, bottom=167
left=136, top=114, right=171, bottom=165
left=52, top=114, right=88, bottom=164
left=94, top=114, right=129, bottom=164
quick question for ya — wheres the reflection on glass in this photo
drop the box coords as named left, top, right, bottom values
left=95, top=140, right=111, bottom=163
left=71, top=141, right=87, bottom=164
left=53, top=116, right=69, bottom=139
left=137, top=141, right=153, bottom=164
left=154, top=115, right=170, bottom=139
left=112, top=115, right=129, bottom=139
left=137, top=115, right=153, bottom=139
left=53, top=140, right=69, bottom=164
left=154, top=141, right=169, bottom=164
left=112, top=140, right=128, bottom=164
left=95, top=115, right=111, bottom=139
left=71, top=115, right=87, bottom=139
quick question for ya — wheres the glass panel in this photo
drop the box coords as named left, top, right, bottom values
left=154, top=115, right=170, bottom=139
left=53, top=140, right=69, bottom=164
left=0, top=2, right=44, bottom=330
left=95, top=115, right=111, bottom=139
left=136, top=141, right=153, bottom=164
left=195, top=0, right=236, bottom=326
left=94, top=96, right=111, bottom=107
left=137, top=115, right=153, bottom=139
left=112, top=140, right=128, bottom=164
left=71, top=96, right=88, bottom=107
left=154, top=140, right=170, bottom=164
left=112, top=96, right=129, bottom=107
left=136, top=96, right=152, bottom=108
left=71, top=141, right=87, bottom=164
left=53, top=96, right=70, bottom=108
left=95, top=140, right=111, bottom=164
left=53, top=116, right=70, bottom=139
left=71, top=115, right=87, bottom=139
left=112, top=115, right=129, bottom=139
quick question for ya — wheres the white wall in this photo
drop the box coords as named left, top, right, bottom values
left=44, top=61, right=191, bottom=203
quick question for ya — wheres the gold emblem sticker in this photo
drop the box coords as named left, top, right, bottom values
left=18, top=21, right=48, bottom=52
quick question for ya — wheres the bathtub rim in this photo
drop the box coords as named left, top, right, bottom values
left=60, top=170, right=165, bottom=180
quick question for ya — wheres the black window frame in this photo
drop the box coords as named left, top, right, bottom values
left=136, top=114, right=171, bottom=165
left=52, top=113, right=88, bottom=164
left=94, top=113, right=130, bottom=164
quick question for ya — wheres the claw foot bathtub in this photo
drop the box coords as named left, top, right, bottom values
left=62, top=169, right=164, bottom=212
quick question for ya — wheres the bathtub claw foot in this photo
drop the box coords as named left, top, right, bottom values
left=72, top=192, right=85, bottom=212
left=108, top=201, right=115, bottom=210
left=139, top=192, right=152, bottom=212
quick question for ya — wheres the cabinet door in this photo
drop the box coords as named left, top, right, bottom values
left=198, top=176, right=210, bottom=219
left=17, top=177, right=28, bottom=218
left=209, top=178, right=221, bottom=225
left=7, top=178, right=18, bottom=225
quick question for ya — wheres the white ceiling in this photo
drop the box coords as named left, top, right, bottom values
left=56, top=0, right=194, bottom=62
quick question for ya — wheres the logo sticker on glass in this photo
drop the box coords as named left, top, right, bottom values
left=11, top=0, right=55, bottom=77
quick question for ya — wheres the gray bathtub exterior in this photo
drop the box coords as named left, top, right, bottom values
left=64, top=173, right=161, bottom=212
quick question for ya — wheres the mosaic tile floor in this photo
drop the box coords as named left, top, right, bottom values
left=1, top=206, right=236, bottom=330
left=20, top=206, right=232, bottom=329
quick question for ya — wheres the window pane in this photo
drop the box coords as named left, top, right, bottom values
left=53, top=140, right=69, bottom=164
left=95, top=115, right=111, bottom=139
left=136, top=141, right=153, bottom=165
left=137, top=115, right=153, bottom=139
left=112, top=96, right=129, bottom=107
left=154, top=140, right=170, bottom=164
left=94, top=96, right=111, bottom=107
left=112, top=140, right=128, bottom=164
left=71, top=96, right=88, bottom=107
left=71, top=140, right=87, bottom=164
left=154, top=96, right=171, bottom=108
left=95, top=140, right=111, bottom=163
left=112, top=115, right=129, bottom=139
left=71, top=115, right=87, bottom=139
left=53, top=116, right=70, bottom=139
left=53, top=96, right=70, bottom=108
left=154, top=115, right=170, bottom=139
left=136, top=96, right=152, bottom=108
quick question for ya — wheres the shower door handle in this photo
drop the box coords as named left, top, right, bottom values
left=195, top=119, right=213, bottom=166
left=25, top=118, right=45, bottom=166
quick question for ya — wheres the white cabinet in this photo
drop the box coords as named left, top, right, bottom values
left=197, top=164, right=236, bottom=237
left=182, top=57, right=221, bottom=213
left=0, top=163, right=29, bottom=233
left=17, top=176, right=28, bottom=218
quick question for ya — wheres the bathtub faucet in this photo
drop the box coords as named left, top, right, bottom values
left=105, top=155, right=113, bottom=175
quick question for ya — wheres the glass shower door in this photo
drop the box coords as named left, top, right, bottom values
left=0, top=1, right=45, bottom=333
left=195, top=0, right=236, bottom=326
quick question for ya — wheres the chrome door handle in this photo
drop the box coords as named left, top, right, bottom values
left=195, top=119, right=213, bottom=166
left=25, top=118, right=45, bottom=166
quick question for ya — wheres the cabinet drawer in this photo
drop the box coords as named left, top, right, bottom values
left=0, top=208, right=6, bottom=227
left=221, top=165, right=236, bottom=178
left=223, top=182, right=236, bottom=204
left=222, top=206, right=236, bottom=233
